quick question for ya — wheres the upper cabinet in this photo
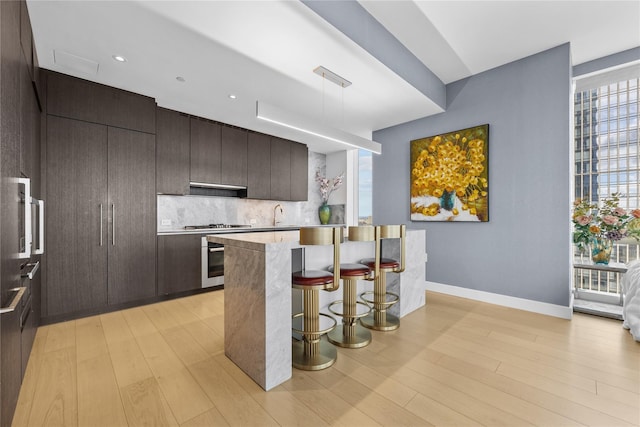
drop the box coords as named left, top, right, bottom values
left=221, top=126, right=248, bottom=187
left=156, top=108, right=190, bottom=195
left=270, top=137, right=291, bottom=201
left=290, top=141, right=308, bottom=201
left=166, top=112, right=306, bottom=200
left=45, top=71, right=155, bottom=134
left=269, top=137, right=308, bottom=202
left=189, top=119, right=249, bottom=188
left=190, top=118, right=221, bottom=185
left=247, top=134, right=308, bottom=201
left=247, top=132, right=271, bottom=199
left=19, top=1, right=33, bottom=77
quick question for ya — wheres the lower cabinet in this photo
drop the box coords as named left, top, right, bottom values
left=157, top=234, right=202, bottom=295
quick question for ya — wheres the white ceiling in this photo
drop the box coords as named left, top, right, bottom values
left=28, top=1, right=639, bottom=154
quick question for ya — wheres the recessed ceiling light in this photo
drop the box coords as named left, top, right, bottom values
left=112, top=55, right=127, bottom=62
left=176, top=76, right=186, bottom=82
left=228, top=94, right=237, bottom=99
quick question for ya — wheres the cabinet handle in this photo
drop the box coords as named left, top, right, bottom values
left=112, top=204, right=115, bottom=246
left=34, top=199, right=45, bottom=255
left=0, top=287, right=26, bottom=315
left=21, top=261, right=40, bottom=280
left=18, top=177, right=32, bottom=259
left=99, top=204, right=103, bottom=246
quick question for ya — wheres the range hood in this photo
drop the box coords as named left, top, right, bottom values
left=189, top=181, right=247, bottom=190
left=189, top=181, right=247, bottom=198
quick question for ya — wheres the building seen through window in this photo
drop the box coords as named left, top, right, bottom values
left=574, top=71, right=639, bottom=299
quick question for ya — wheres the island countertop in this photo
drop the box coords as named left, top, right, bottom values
left=206, top=230, right=301, bottom=251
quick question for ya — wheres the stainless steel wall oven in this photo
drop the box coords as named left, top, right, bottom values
left=201, top=237, right=224, bottom=288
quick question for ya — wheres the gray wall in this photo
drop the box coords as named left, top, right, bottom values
left=372, top=44, right=572, bottom=306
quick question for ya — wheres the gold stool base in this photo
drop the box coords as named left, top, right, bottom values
left=360, top=312, right=400, bottom=331
left=327, top=324, right=371, bottom=348
left=292, top=337, right=337, bottom=371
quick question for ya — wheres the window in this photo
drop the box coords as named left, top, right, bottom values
left=358, top=149, right=372, bottom=225
left=574, top=71, right=640, bottom=300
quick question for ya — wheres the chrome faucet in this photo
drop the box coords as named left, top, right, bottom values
left=273, top=204, right=284, bottom=226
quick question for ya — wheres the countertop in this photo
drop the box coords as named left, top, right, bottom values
left=206, top=230, right=302, bottom=251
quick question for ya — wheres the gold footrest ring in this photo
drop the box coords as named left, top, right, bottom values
left=359, top=291, right=399, bottom=309
left=327, top=300, right=371, bottom=320
left=291, top=312, right=337, bottom=336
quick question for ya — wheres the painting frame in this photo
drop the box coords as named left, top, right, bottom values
left=410, top=124, right=489, bottom=222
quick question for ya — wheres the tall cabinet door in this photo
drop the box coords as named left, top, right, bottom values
left=45, top=116, right=108, bottom=316
left=107, top=127, right=156, bottom=305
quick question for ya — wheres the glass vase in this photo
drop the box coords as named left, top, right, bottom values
left=590, top=236, right=613, bottom=265
left=318, top=203, right=331, bottom=225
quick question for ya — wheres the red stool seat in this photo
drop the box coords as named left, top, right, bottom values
left=292, top=270, right=334, bottom=288
left=329, top=263, right=371, bottom=277
left=360, top=257, right=400, bottom=270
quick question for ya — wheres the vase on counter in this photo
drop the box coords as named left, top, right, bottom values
left=590, top=236, right=613, bottom=265
left=318, top=203, right=331, bottom=225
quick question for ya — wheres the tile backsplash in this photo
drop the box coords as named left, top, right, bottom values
left=157, top=151, right=345, bottom=230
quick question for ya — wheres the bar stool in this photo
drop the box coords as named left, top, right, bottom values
left=291, top=227, right=342, bottom=370
left=327, top=226, right=374, bottom=348
left=360, top=224, right=406, bottom=331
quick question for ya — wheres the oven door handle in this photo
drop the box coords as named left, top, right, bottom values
left=21, top=261, right=40, bottom=280
left=208, top=247, right=224, bottom=253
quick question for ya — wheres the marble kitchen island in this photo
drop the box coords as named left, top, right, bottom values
left=207, top=229, right=427, bottom=390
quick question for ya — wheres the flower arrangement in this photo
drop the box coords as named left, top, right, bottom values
left=315, top=169, right=344, bottom=204
left=572, top=193, right=640, bottom=250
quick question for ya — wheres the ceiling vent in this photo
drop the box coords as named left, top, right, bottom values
left=53, top=50, right=99, bottom=76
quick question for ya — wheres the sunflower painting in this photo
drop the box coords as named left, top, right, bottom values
left=410, top=124, right=489, bottom=222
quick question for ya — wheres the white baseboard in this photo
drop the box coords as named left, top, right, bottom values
left=425, top=281, right=573, bottom=320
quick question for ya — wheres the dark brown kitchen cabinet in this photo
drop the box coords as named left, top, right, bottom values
left=270, top=137, right=291, bottom=201
left=45, top=71, right=156, bottom=134
left=44, top=116, right=156, bottom=319
left=157, top=234, right=202, bottom=295
left=45, top=116, right=108, bottom=316
left=221, top=126, right=247, bottom=187
left=156, top=107, right=190, bottom=195
left=19, top=54, right=38, bottom=180
left=19, top=0, right=32, bottom=79
left=190, top=118, right=221, bottom=184
left=247, top=132, right=271, bottom=199
left=290, top=141, right=308, bottom=201
left=2, top=1, right=40, bottom=425
left=107, top=127, right=157, bottom=305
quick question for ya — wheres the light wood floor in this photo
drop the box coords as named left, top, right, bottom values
left=13, top=291, right=640, bottom=427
